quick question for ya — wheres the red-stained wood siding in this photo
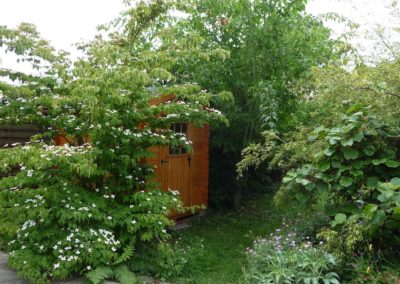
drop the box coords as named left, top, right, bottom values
left=188, top=124, right=209, bottom=207
left=145, top=123, right=209, bottom=216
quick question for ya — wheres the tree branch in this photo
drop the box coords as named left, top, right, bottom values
left=354, top=87, right=400, bottom=99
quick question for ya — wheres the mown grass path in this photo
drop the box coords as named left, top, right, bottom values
left=173, top=194, right=284, bottom=284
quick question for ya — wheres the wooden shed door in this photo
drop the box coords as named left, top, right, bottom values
left=159, top=123, right=192, bottom=207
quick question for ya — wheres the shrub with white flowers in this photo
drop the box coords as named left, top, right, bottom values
left=0, top=1, right=230, bottom=283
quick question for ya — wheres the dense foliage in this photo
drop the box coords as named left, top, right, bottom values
left=279, top=108, right=400, bottom=254
left=172, top=0, right=340, bottom=207
left=1, top=0, right=400, bottom=283
left=0, top=1, right=228, bottom=282
left=239, top=59, right=400, bottom=282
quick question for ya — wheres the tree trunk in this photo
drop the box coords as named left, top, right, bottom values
left=233, top=180, right=242, bottom=211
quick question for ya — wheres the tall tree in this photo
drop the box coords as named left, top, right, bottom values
left=175, top=0, right=339, bottom=208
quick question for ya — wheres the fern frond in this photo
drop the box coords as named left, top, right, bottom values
left=114, top=245, right=134, bottom=265
left=114, top=265, right=137, bottom=284
left=86, top=266, right=114, bottom=284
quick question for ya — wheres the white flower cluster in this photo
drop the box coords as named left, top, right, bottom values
left=89, top=228, right=120, bottom=247
left=52, top=227, right=120, bottom=270
left=23, top=195, right=45, bottom=209
left=18, top=220, right=37, bottom=232
left=166, top=113, right=179, bottom=118
left=206, top=107, right=222, bottom=115
left=42, top=143, right=92, bottom=158
left=168, top=188, right=181, bottom=196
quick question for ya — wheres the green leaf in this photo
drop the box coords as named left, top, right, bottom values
left=352, top=160, right=365, bottom=170
left=339, top=176, right=353, bottom=187
left=363, top=204, right=378, bottom=215
left=367, top=177, right=379, bottom=187
left=305, top=182, right=316, bottom=191
left=298, top=178, right=311, bottom=186
left=342, top=124, right=356, bottom=133
left=350, top=169, right=363, bottom=177
left=313, top=126, right=326, bottom=134
left=334, top=213, right=347, bottom=224
left=324, top=148, right=336, bottom=157
left=385, top=160, right=400, bottom=168
left=363, top=145, right=375, bottom=156
left=282, top=176, right=294, bottom=183
left=114, top=265, right=136, bottom=284
left=372, top=158, right=387, bottom=165
left=319, top=161, right=331, bottom=172
left=114, top=245, right=134, bottom=265
left=353, top=132, right=364, bottom=142
left=342, top=148, right=359, bottom=160
left=86, top=266, right=114, bottom=284
left=329, top=136, right=341, bottom=145
left=341, top=137, right=353, bottom=147
left=390, top=177, right=400, bottom=186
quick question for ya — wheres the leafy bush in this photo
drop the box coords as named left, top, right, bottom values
left=0, top=1, right=228, bottom=283
left=278, top=107, right=400, bottom=259
left=244, top=222, right=340, bottom=284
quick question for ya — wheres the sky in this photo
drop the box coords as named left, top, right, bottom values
left=0, top=0, right=398, bottom=71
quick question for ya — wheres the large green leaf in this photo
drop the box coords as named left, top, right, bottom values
left=324, top=148, right=336, bottom=157
left=385, top=160, right=400, bottom=168
left=305, top=182, right=316, bottom=191
left=363, top=204, right=378, bottom=215
left=339, top=176, right=353, bottom=187
left=363, top=145, right=375, bottom=156
left=353, top=132, right=364, bottom=142
left=352, top=160, right=365, bottom=169
left=334, top=213, right=347, bottom=224
left=282, top=176, right=294, bottom=183
left=342, top=148, right=359, bottom=160
left=350, top=169, right=363, bottom=177
left=390, top=177, right=400, bottom=186
left=372, top=158, right=387, bottom=165
left=319, top=161, right=331, bottom=172
left=340, top=137, right=353, bottom=147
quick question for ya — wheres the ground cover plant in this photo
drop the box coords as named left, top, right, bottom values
left=244, top=224, right=339, bottom=284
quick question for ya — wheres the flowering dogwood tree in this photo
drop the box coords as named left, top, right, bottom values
left=0, top=1, right=229, bottom=282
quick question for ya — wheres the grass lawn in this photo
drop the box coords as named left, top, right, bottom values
left=172, top=193, right=285, bottom=284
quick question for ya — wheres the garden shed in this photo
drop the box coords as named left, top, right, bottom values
left=145, top=94, right=210, bottom=215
